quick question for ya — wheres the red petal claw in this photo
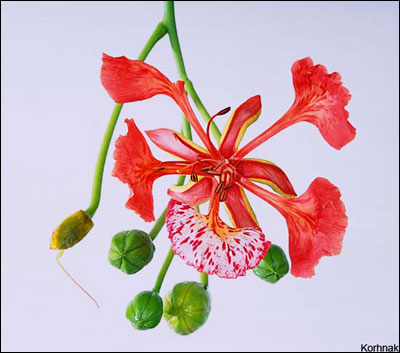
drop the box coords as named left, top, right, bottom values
left=168, top=178, right=215, bottom=207
left=166, top=200, right=270, bottom=279
left=101, top=53, right=178, bottom=103
left=219, top=95, right=262, bottom=158
left=239, top=177, right=348, bottom=278
left=224, top=185, right=259, bottom=228
left=236, top=159, right=296, bottom=197
left=288, top=57, right=356, bottom=149
left=146, top=128, right=210, bottom=162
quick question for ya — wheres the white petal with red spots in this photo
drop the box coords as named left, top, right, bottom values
left=166, top=200, right=269, bottom=279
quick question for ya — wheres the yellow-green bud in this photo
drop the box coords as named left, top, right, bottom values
left=50, top=210, right=93, bottom=250
left=164, top=281, right=211, bottom=335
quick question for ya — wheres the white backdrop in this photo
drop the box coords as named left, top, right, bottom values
left=2, top=1, right=399, bottom=352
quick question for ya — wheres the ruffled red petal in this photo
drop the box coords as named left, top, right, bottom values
left=146, top=128, right=210, bottom=162
left=219, top=95, right=261, bottom=158
left=288, top=57, right=356, bottom=149
left=232, top=57, right=355, bottom=161
left=166, top=200, right=270, bottom=279
left=285, top=178, right=348, bottom=277
left=239, top=177, right=347, bottom=277
left=112, top=119, right=162, bottom=222
left=236, top=158, right=296, bottom=197
left=101, top=53, right=178, bottom=104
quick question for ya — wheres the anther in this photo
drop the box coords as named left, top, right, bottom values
left=215, top=182, right=224, bottom=194
left=219, top=190, right=228, bottom=202
left=191, top=172, right=198, bottom=182
left=216, top=107, right=231, bottom=116
left=155, top=167, right=165, bottom=172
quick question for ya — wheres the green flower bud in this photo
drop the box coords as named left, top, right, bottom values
left=163, top=281, right=211, bottom=335
left=126, top=291, right=163, bottom=330
left=108, top=230, right=155, bottom=274
left=253, top=244, right=289, bottom=283
left=50, top=210, right=93, bottom=250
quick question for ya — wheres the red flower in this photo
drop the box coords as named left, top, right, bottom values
left=103, top=54, right=354, bottom=279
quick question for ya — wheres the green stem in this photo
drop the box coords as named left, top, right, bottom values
left=84, top=22, right=167, bottom=218
left=149, top=174, right=186, bottom=240
left=153, top=246, right=175, bottom=293
left=85, top=103, right=122, bottom=218
left=163, top=1, right=221, bottom=142
left=163, top=1, right=213, bottom=287
left=200, top=272, right=209, bottom=288
left=181, top=116, right=193, bottom=140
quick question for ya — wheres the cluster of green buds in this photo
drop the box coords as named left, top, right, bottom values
left=108, top=229, right=211, bottom=335
left=109, top=226, right=288, bottom=335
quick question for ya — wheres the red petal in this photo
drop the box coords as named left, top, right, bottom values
left=166, top=200, right=270, bottom=279
left=146, top=128, right=210, bottom=162
left=101, top=53, right=177, bottom=104
left=236, top=158, right=296, bottom=197
left=224, top=185, right=258, bottom=228
left=112, top=119, right=162, bottom=222
left=239, top=177, right=348, bottom=278
left=219, top=96, right=261, bottom=158
left=232, top=58, right=355, bottom=161
left=288, top=57, right=356, bottom=149
left=168, top=178, right=214, bottom=206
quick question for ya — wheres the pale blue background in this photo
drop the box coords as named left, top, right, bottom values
left=2, top=1, right=399, bottom=352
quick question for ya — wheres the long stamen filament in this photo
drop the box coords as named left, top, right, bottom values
left=206, top=107, right=231, bottom=152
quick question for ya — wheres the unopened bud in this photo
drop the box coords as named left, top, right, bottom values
left=126, top=291, right=163, bottom=330
left=108, top=230, right=155, bottom=274
left=164, top=281, right=211, bottom=335
left=253, top=244, right=289, bottom=283
left=50, top=210, right=94, bottom=250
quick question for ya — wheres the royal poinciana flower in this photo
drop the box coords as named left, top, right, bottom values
left=101, top=53, right=355, bottom=279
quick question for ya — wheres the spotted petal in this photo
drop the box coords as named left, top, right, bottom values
left=166, top=200, right=270, bottom=279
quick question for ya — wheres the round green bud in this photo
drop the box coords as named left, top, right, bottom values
left=126, top=291, right=163, bottom=330
left=108, top=230, right=155, bottom=274
left=163, top=281, right=211, bottom=335
left=253, top=244, right=289, bottom=283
